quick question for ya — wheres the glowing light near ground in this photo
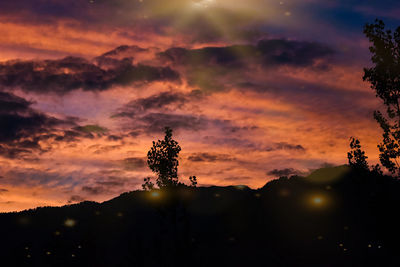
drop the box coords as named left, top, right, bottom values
left=307, top=194, right=332, bottom=209
left=150, top=191, right=160, bottom=198
left=313, top=196, right=323, bottom=205
left=64, top=218, right=76, bottom=227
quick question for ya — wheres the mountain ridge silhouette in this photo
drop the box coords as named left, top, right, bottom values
left=1, top=165, right=399, bottom=266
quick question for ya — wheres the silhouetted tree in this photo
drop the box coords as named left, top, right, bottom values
left=189, top=176, right=197, bottom=187
left=146, top=127, right=181, bottom=188
left=348, top=137, right=370, bottom=171
left=142, top=127, right=197, bottom=266
left=142, top=177, right=154, bottom=191
left=363, top=19, right=400, bottom=176
left=143, top=127, right=198, bottom=189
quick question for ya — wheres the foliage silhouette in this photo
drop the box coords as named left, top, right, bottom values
left=143, top=127, right=197, bottom=189
left=363, top=19, right=400, bottom=176
left=348, top=137, right=370, bottom=171
left=142, top=177, right=155, bottom=191
left=347, top=137, right=383, bottom=176
left=146, top=127, right=181, bottom=188
left=189, top=176, right=197, bottom=187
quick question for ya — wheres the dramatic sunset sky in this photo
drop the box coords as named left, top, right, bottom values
left=0, top=0, right=399, bottom=212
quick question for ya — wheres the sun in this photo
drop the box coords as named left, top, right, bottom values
left=191, top=0, right=216, bottom=9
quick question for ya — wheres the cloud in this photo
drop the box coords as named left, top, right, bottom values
left=81, top=176, right=128, bottom=195
left=270, top=142, right=306, bottom=151
left=158, top=39, right=334, bottom=91
left=67, top=195, right=86, bottom=204
left=0, top=188, right=9, bottom=194
left=0, top=56, right=179, bottom=94
left=122, top=157, right=147, bottom=171
left=113, top=91, right=187, bottom=118
left=0, top=92, right=123, bottom=158
left=139, top=113, right=208, bottom=133
left=81, top=186, right=105, bottom=195
left=267, top=168, right=304, bottom=177
left=0, top=92, right=73, bottom=158
left=161, top=39, right=334, bottom=69
left=202, top=136, right=306, bottom=152
left=187, top=153, right=236, bottom=162
left=112, top=91, right=210, bottom=133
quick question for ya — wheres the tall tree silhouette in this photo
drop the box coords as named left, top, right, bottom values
left=146, top=127, right=181, bottom=188
left=142, top=127, right=197, bottom=266
left=363, top=19, right=400, bottom=176
left=143, top=127, right=197, bottom=189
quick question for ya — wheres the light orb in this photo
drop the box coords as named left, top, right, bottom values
left=306, top=193, right=332, bottom=209
left=151, top=191, right=160, bottom=198
left=64, top=218, right=76, bottom=227
left=313, top=197, right=323, bottom=205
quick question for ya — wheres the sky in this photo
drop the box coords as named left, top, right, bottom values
left=0, top=0, right=399, bottom=212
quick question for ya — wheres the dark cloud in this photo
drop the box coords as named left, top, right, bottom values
left=67, top=195, right=86, bottom=204
left=0, top=0, right=145, bottom=26
left=1, top=168, right=71, bottom=187
left=81, top=186, right=105, bottom=195
left=0, top=188, right=9, bottom=194
left=202, top=136, right=259, bottom=150
left=0, top=92, right=118, bottom=158
left=160, top=39, right=334, bottom=69
left=114, top=97, right=209, bottom=132
left=98, top=45, right=150, bottom=60
left=202, top=136, right=306, bottom=152
left=267, top=168, right=304, bottom=177
left=271, top=142, right=306, bottom=151
left=96, top=176, right=126, bottom=187
left=113, top=92, right=187, bottom=118
left=112, top=91, right=249, bottom=134
left=81, top=176, right=127, bottom=195
left=157, top=39, right=333, bottom=91
left=139, top=113, right=207, bottom=133
left=0, top=92, right=74, bottom=158
left=91, top=145, right=123, bottom=155
left=121, top=157, right=147, bottom=171
left=0, top=56, right=179, bottom=95
left=187, top=153, right=236, bottom=162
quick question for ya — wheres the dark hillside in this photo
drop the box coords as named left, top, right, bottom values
left=1, top=165, right=400, bottom=267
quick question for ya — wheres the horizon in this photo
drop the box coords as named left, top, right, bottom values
left=0, top=163, right=353, bottom=214
left=1, top=0, right=400, bottom=212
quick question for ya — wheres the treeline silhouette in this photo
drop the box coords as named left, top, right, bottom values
left=1, top=165, right=400, bottom=266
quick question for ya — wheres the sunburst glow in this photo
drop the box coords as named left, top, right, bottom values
left=192, top=0, right=216, bottom=9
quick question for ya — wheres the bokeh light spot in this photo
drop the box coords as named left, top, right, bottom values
left=313, top=197, right=323, bottom=204
left=151, top=191, right=160, bottom=198
left=64, top=218, right=76, bottom=227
